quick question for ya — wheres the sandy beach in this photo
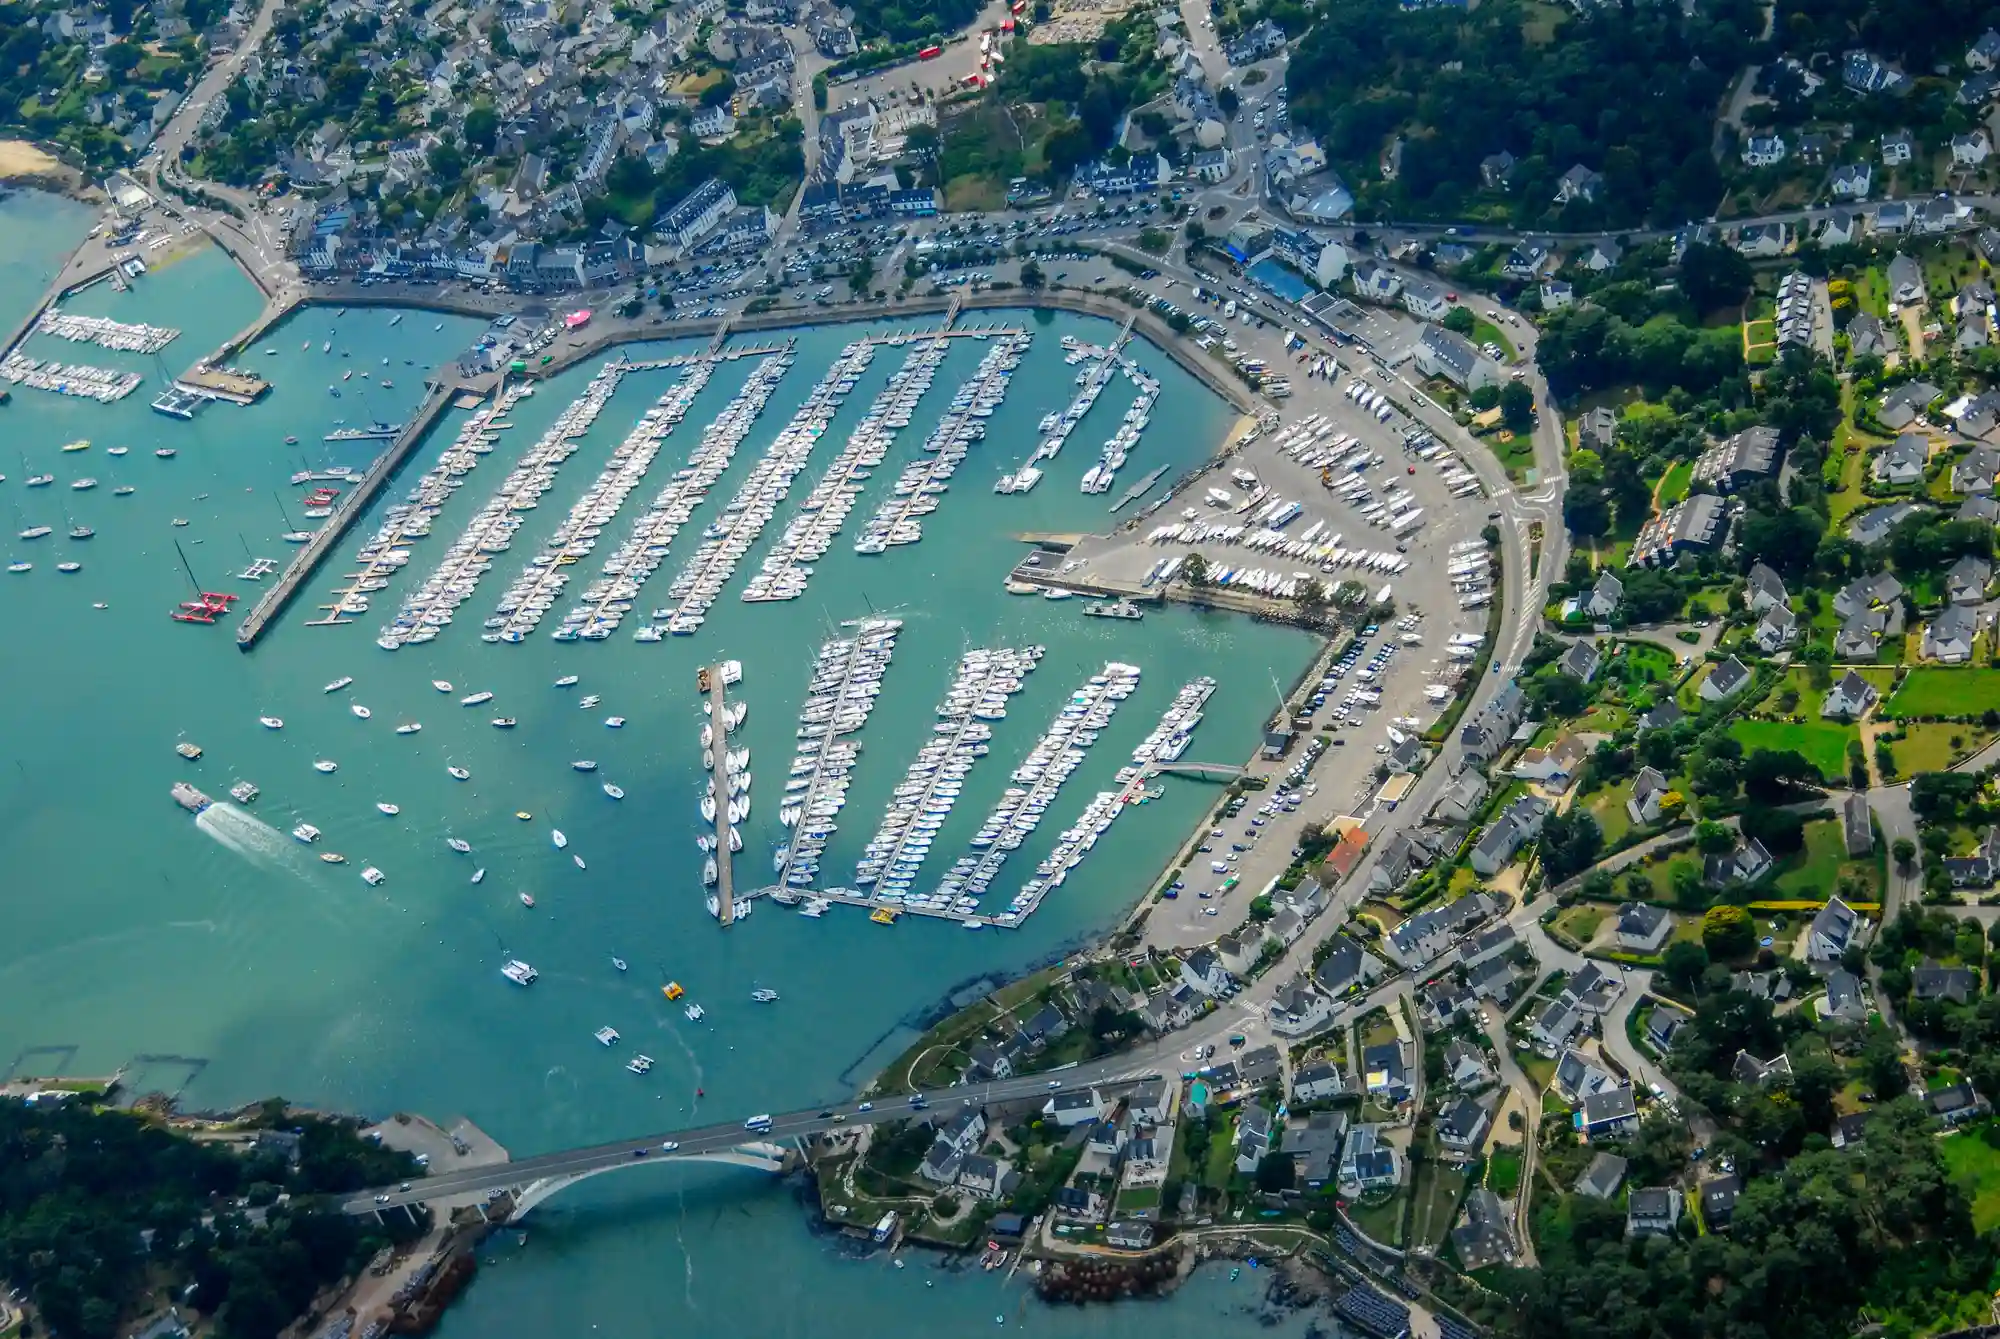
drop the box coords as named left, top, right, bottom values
left=0, top=140, right=63, bottom=179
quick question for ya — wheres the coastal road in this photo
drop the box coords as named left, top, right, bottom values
left=339, top=1067, right=1167, bottom=1214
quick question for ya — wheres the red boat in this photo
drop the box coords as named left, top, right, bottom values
left=200, top=591, right=239, bottom=604
left=172, top=610, right=216, bottom=623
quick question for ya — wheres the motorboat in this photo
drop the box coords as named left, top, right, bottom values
left=491, top=717, right=517, bottom=729
left=447, top=838, right=472, bottom=853
left=259, top=716, right=283, bottom=729
left=395, top=722, right=421, bottom=735
left=472, top=868, right=486, bottom=884
left=156, top=449, right=176, bottom=458
left=596, top=1026, right=620, bottom=1046
left=612, top=957, right=628, bottom=972
left=433, top=680, right=453, bottom=692
left=520, top=892, right=536, bottom=908
left=448, top=765, right=470, bottom=780
left=501, top=959, right=538, bottom=985
left=626, top=1054, right=653, bottom=1074
left=461, top=690, right=494, bottom=706
left=555, top=675, right=579, bottom=687
left=604, top=716, right=626, bottom=728
left=572, top=760, right=598, bottom=771
left=351, top=703, right=372, bottom=719
left=324, top=676, right=354, bottom=692
left=320, top=852, right=346, bottom=864
left=292, top=824, right=321, bottom=843
left=603, top=783, right=625, bottom=800
left=751, top=988, right=779, bottom=1003
left=313, top=759, right=338, bottom=773
left=361, top=867, right=386, bottom=885
left=552, top=829, right=568, bottom=849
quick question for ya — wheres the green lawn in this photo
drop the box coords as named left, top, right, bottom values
left=1728, top=718, right=1857, bottom=781
left=1116, top=1185, right=1161, bottom=1213
left=1471, top=317, right=1515, bottom=361
left=1760, top=666, right=1896, bottom=720
left=1888, top=721, right=1993, bottom=773
left=1771, top=817, right=1884, bottom=902
left=1585, top=784, right=1635, bottom=846
left=1518, top=1051, right=1556, bottom=1093
left=1202, top=1113, right=1240, bottom=1190
left=1940, top=1132, right=2000, bottom=1233
left=1656, top=460, right=1694, bottom=508
left=1553, top=904, right=1607, bottom=945
left=1885, top=667, right=2000, bottom=717
left=1488, top=1150, right=1523, bottom=1197
left=1348, top=1188, right=1407, bottom=1246
left=1410, top=1156, right=1469, bottom=1250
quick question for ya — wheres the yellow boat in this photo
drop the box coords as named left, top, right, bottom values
left=515, top=810, right=533, bottom=820
left=663, top=981, right=685, bottom=1001
left=61, top=439, right=89, bottom=452
left=870, top=907, right=900, bottom=925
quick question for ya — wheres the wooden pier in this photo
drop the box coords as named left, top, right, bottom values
left=702, top=663, right=737, bottom=927
left=235, top=379, right=460, bottom=649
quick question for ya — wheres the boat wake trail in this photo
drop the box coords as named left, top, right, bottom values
left=195, top=803, right=305, bottom=873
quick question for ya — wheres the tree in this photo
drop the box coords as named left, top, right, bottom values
left=1443, top=305, right=1477, bottom=335
left=849, top=255, right=876, bottom=294
left=1678, top=241, right=1753, bottom=311
left=1695, top=820, right=1736, bottom=855
left=1019, top=259, right=1044, bottom=289
left=463, top=102, right=499, bottom=153
left=1255, top=1149, right=1295, bottom=1192
left=1742, top=749, right=1824, bottom=803
left=1217, top=85, right=1240, bottom=115
left=1740, top=805, right=1806, bottom=856
left=1661, top=940, right=1709, bottom=993
left=1469, top=384, right=1501, bottom=412
left=1499, top=381, right=1534, bottom=432
left=1537, top=809, right=1604, bottom=882
left=1702, top=904, right=1755, bottom=958
left=1891, top=836, right=1916, bottom=870
left=1182, top=552, right=1209, bottom=587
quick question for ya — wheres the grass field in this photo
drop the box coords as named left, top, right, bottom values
left=1772, top=817, right=1884, bottom=901
left=1585, top=783, right=1635, bottom=846
left=1885, top=667, right=2000, bottom=717
left=1348, top=1188, right=1407, bottom=1246
left=1553, top=904, right=1606, bottom=946
left=1488, top=1149, right=1523, bottom=1197
left=1940, top=1132, right=2000, bottom=1232
left=1888, top=721, right=1992, bottom=773
left=1655, top=460, right=1693, bottom=508
left=1410, top=1156, right=1469, bottom=1250
left=1729, top=718, right=1857, bottom=781
left=1471, top=318, right=1515, bottom=361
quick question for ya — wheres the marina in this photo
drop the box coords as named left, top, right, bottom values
left=739, top=334, right=950, bottom=603
left=34, top=307, right=179, bottom=354
left=933, top=661, right=1140, bottom=917
left=772, top=617, right=902, bottom=890
left=0, top=351, right=144, bottom=401
left=556, top=352, right=793, bottom=641
left=485, top=362, right=716, bottom=642
left=651, top=341, right=876, bottom=634
left=853, top=644, right=1040, bottom=911
left=853, top=332, right=1030, bottom=552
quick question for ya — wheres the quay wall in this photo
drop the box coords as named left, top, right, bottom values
left=234, top=379, right=460, bottom=650
left=0, top=263, right=118, bottom=367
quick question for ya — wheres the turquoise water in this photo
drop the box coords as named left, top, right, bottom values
left=0, top=192, right=1327, bottom=1336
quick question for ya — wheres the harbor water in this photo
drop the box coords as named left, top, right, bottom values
left=0, top=191, right=1326, bottom=1336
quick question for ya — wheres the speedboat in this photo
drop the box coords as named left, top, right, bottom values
left=472, top=868, right=486, bottom=883
left=751, top=988, right=779, bottom=1003
left=320, top=852, right=346, bottom=864
left=395, top=722, right=421, bottom=735
left=433, top=680, right=453, bottom=692
left=491, top=717, right=517, bottom=728
left=552, top=829, right=568, bottom=849
left=448, top=765, right=470, bottom=780
left=324, top=677, right=354, bottom=693
left=447, top=838, right=472, bottom=853
left=520, top=892, right=536, bottom=908
left=603, top=783, right=624, bottom=800
left=108, top=445, right=128, bottom=456
left=361, top=867, right=386, bottom=886
left=612, top=957, right=628, bottom=971
left=461, top=690, right=494, bottom=706
left=259, top=716, right=283, bottom=729
left=351, top=703, right=371, bottom=719
left=156, top=449, right=176, bottom=458
left=572, top=760, right=598, bottom=771
left=555, top=675, right=579, bottom=687
left=313, top=759, right=338, bottom=773
left=292, top=824, right=321, bottom=843
left=604, top=716, right=626, bottom=728
left=376, top=802, right=400, bottom=815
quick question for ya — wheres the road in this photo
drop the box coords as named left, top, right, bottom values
left=341, top=1067, right=1164, bottom=1214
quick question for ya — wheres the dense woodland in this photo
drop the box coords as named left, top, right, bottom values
left=847, top=0, right=984, bottom=44
left=0, top=1098, right=420, bottom=1339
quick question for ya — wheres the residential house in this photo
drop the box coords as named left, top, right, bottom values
left=1579, top=406, right=1620, bottom=453
left=1431, top=769, right=1491, bottom=823
left=655, top=177, right=737, bottom=253
left=1582, top=1085, right=1640, bottom=1140
left=1943, top=851, right=1993, bottom=886
left=1755, top=604, right=1799, bottom=653
left=1575, top=1151, right=1627, bottom=1199
left=1647, top=1006, right=1688, bottom=1053
left=1530, top=998, right=1582, bottom=1055
left=1512, top=735, right=1588, bottom=791
left=1314, top=933, right=1386, bottom=997
left=1362, top=1042, right=1410, bottom=1103
left=967, top=1041, right=1014, bottom=1081
left=1584, top=571, right=1624, bottom=619
left=1832, top=162, right=1874, bottom=200
left=1017, top=1004, right=1070, bottom=1050
left=1822, top=968, right=1870, bottom=1023
left=1879, top=380, right=1942, bottom=429
left=1807, top=896, right=1860, bottom=968
left=1700, top=655, right=1753, bottom=702
left=1833, top=1111, right=1873, bottom=1148
left=1924, top=604, right=1978, bottom=663
left=1581, top=238, right=1623, bottom=272
left=1847, top=310, right=1888, bottom=360
left=1630, top=494, right=1728, bottom=566
left=1444, top=1039, right=1492, bottom=1089
left=1459, top=923, right=1517, bottom=971
left=1293, top=1062, right=1347, bottom=1103
left=1873, top=433, right=1929, bottom=485
left=1188, top=147, right=1232, bottom=183
left=1233, top=1105, right=1275, bottom=1173
left=1436, top=1096, right=1492, bottom=1151
left=1701, top=1175, right=1742, bottom=1230
left=1560, top=639, right=1602, bottom=682
left=1848, top=49, right=1910, bottom=95
left=1339, top=1124, right=1401, bottom=1191
left=1457, top=680, right=1527, bottom=764
left=1913, top=959, right=1978, bottom=1004
left=1466, top=956, right=1520, bottom=1002
left=1540, top=279, right=1575, bottom=310
left=1626, top=766, right=1672, bottom=826
left=1843, top=792, right=1875, bottom=857
left=1880, top=129, right=1916, bottom=165
left=1639, top=698, right=1685, bottom=732
left=1954, top=446, right=2000, bottom=494
left=1127, top=1078, right=1172, bottom=1125
left=1963, top=494, right=2000, bottom=524
left=1734, top=222, right=1788, bottom=258
left=1268, top=977, right=1334, bottom=1037
left=1704, top=837, right=1774, bottom=887
left=1833, top=572, right=1905, bottom=622
left=1351, top=259, right=1404, bottom=304
left=1617, top=900, right=1673, bottom=953
left=1928, top=1081, right=1990, bottom=1126
left=1956, top=131, right=1993, bottom=167
left=1822, top=209, right=1863, bottom=246
left=1692, top=426, right=1781, bottom=492
left=1556, top=164, right=1603, bottom=204
left=1732, top=1050, right=1794, bottom=1085
left=1284, top=1110, right=1348, bottom=1188
left=1414, top=325, right=1499, bottom=391
left=1970, top=29, right=2000, bottom=69
left=1850, top=500, right=1929, bottom=546
left=1948, top=554, right=1992, bottom=604
left=1402, top=277, right=1453, bottom=322
left=1555, top=1048, right=1618, bottom=1104
left=1471, top=797, right=1548, bottom=876
left=918, top=1109, right=987, bottom=1184
left=1384, top=891, right=1495, bottom=967
left=1480, top=151, right=1517, bottom=188
left=1044, top=1089, right=1107, bottom=1127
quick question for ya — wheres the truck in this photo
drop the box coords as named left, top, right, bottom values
left=744, top=1113, right=774, bottom=1131
left=918, top=44, right=943, bottom=58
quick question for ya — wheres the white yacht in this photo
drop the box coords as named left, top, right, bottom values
left=324, top=676, right=354, bottom=692
left=603, top=782, right=625, bottom=800
left=395, top=722, right=422, bottom=734
left=292, top=823, right=321, bottom=843
left=751, top=988, right=779, bottom=1003
left=351, top=703, right=371, bottom=719
left=361, top=867, right=386, bottom=885
left=447, top=838, right=472, bottom=853
left=376, top=802, right=400, bottom=815
left=684, top=1003, right=705, bottom=1022
left=461, top=690, right=494, bottom=706
left=595, top=1026, right=621, bottom=1046
left=433, top=680, right=453, bottom=692
left=555, top=675, right=580, bottom=687
left=313, top=759, right=338, bottom=773
left=501, top=959, right=538, bottom=985
left=552, top=829, right=568, bottom=848
left=572, top=760, right=599, bottom=771
left=259, top=716, right=283, bottom=729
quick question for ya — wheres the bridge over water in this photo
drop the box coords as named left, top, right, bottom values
left=340, top=1068, right=1159, bottom=1220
